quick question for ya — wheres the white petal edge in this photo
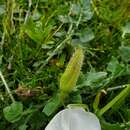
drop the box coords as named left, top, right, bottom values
left=45, top=108, right=101, bottom=130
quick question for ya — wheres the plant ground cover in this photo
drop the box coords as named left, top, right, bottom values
left=0, top=0, right=130, bottom=129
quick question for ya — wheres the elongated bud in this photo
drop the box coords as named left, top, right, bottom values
left=60, top=47, right=84, bottom=93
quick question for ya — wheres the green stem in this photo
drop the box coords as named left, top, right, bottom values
left=0, top=71, right=15, bottom=103
left=24, top=0, right=32, bottom=24
left=98, top=85, right=130, bottom=116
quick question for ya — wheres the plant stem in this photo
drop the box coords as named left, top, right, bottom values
left=107, top=85, right=126, bottom=91
left=0, top=71, right=15, bottom=103
left=98, top=85, right=130, bottom=116
left=24, top=0, right=32, bottom=24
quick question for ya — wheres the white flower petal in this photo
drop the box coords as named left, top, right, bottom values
left=45, top=108, right=101, bottom=130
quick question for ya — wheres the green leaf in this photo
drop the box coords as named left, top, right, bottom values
left=24, top=18, right=44, bottom=43
left=79, top=28, right=95, bottom=43
left=101, top=119, right=123, bottom=130
left=119, top=46, right=130, bottom=62
left=107, top=57, right=124, bottom=77
left=42, top=94, right=61, bottom=116
left=32, top=10, right=42, bottom=20
left=58, top=15, right=72, bottom=23
left=0, top=5, right=5, bottom=15
left=81, top=0, right=93, bottom=20
left=3, top=102, right=23, bottom=123
left=18, top=124, right=28, bottom=130
left=71, top=4, right=81, bottom=15
left=122, top=21, right=130, bottom=38
left=69, top=92, right=82, bottom=104
left=82, top=71, right=107, bottom=88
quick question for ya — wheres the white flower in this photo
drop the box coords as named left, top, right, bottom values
left=45, top=108, right=101, bottom=130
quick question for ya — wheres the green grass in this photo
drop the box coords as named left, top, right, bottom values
left=0, top=0, right=130, bottom=129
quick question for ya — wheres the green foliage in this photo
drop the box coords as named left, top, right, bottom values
left=107, top=57, right=125, bottom=78
left=98, top=85, right=130, bottom=116
left=1, top=0, right=130, bottom=129
left=81, top=71, right=107, bottom=88
left=119, top=46, right=130, bottom=62
left=18, top=124, right=28, bottom=130
left=3, top=102, right=23, bottom=123
left=122, top=21, right=130, bottom=38
left=101, top=119, right=123, bottom=130
left=42, top=94, right=61, bottom=116
left=24, top=18, right=45, bottom=43
left=79, top=28, right=95, bottom=43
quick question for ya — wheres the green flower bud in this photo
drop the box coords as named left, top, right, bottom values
left=60, top=47, right=84, bottom=93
